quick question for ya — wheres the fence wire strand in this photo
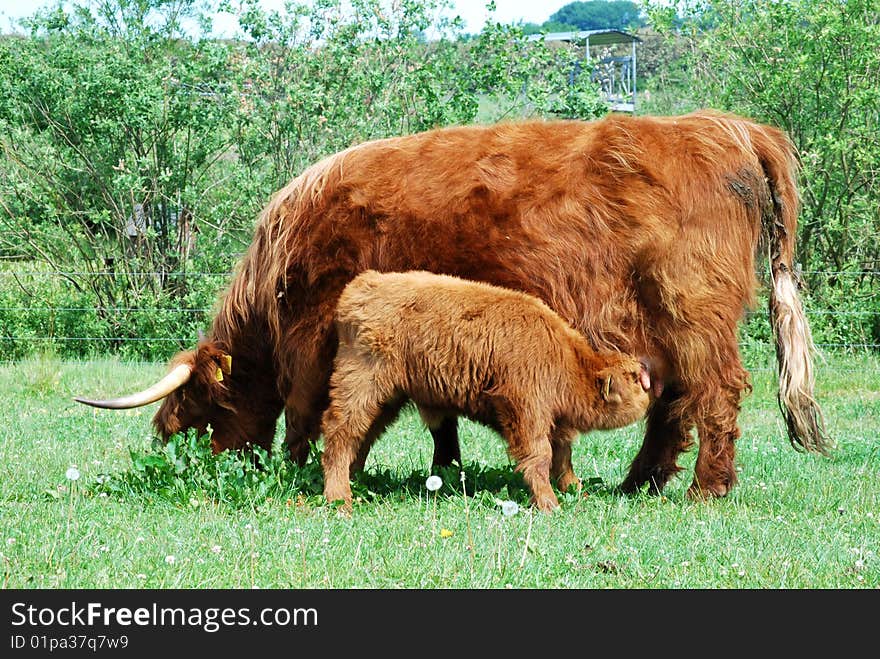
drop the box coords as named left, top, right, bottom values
left=1, top=269, right=877, bottom=362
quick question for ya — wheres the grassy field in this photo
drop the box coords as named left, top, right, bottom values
left=1, top=353, right=878, bottom=589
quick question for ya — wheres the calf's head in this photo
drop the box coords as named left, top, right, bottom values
left=592, top=355, right=652, bottom=430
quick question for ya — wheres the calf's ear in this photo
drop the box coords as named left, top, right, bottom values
left=598, top=374, right=623, bottom=404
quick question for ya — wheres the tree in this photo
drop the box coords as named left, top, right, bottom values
left=646, top=0, right=880, bottom=346
left=0, top=0, right=608, bottom=359
left=550, top=1, right=646, bottom=30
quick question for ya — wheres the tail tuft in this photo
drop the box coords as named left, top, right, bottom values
left=769, top=264, right=833, bottom=454
left=752, top=118, right=833, bottom=455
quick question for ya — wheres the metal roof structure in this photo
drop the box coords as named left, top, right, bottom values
left=528, top=29, right=641, bottom=113
left=535, top=29, right=641, bottom=46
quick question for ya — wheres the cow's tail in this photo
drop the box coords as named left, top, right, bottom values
left=752, top=124, right=833, bottom=455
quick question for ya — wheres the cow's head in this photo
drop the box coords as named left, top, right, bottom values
left=75, top=340, right=254, bottom=452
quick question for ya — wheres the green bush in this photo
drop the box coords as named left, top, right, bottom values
left=0, top=0, right=608, bottom=361
left=644, top=0, right=880, bottom=353
left=93, top=430, right=538, bottom=510
left=0, top=264, right=223, bottom=360
left=3, top=0, right=875, bottom=360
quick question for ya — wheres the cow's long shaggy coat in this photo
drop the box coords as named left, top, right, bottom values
left=80, top=110, right=830, bottom=498
left=321, top=270, right=651, bottom=512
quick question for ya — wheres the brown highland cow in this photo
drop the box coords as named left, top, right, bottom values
left=321, top=270, right=652, bottom=512
left=76, top=110, right=830, bottom=499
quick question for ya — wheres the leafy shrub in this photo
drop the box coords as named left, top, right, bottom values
left=644, top=0, right=880, bottom=354
left=94, top=433, right=325, bottom=508
left=92, top=429, right=542, bottom=510
left=0, top=0, right=608, bottom=361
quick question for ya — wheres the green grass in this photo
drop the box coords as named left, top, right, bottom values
left=1, top=353, right=878, bottom=588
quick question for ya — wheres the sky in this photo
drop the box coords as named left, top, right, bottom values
left=0, top=1, right=573, bottom=35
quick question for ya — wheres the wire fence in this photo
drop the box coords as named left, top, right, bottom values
left=1, top=268, right=878, bottom=368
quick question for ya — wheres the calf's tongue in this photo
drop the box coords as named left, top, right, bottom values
left=639, top=366, right=651, bottom=392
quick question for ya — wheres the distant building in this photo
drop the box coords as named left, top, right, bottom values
left=529, top=29, right=641, bottom=113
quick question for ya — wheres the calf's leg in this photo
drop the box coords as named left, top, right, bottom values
left=321, top=355, right=395, bottom=511
left=321, top=402, right=367, bottom=510
left=501, top=410, right=557, bottom=512
left=550, top=425, right=581, bottom=494
left=349, top=401, right=406, bottom=476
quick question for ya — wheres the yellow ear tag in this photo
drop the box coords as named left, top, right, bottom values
left=223, top=354, right=232, bottom=373
left=215, top=367, right=224, bottom=382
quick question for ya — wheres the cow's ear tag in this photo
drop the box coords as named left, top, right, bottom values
left=215, top=367, right=224, bottom=382
left=223, top=354, right=232, bottom=373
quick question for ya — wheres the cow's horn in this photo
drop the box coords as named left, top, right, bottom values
left=74, top=363, right=193, bottom=409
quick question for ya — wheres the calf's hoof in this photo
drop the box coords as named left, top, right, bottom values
left=557, top=473, right=582, bottom=494
left=532, top=494, right=560, bottom=513
left=324, top=487, right=353, bottom=515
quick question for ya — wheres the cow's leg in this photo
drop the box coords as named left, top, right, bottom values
left=686, top=360, right=748, bottom=498
left=418, top=407, right=462, bottom=467
left=284, top=368, right=329, bottom=467
left=285, top=413, right=316, bottom=466
left=430, top=417, right=461, bottom=467
left=281, top=306, right=339, bottom=466
left=622, top=320, right=747, bottom=498
left=550, top=425, right=581, bottom=494
left=619, top=386, right=693, bottom=495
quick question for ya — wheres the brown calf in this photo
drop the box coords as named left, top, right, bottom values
left=321, top=270, right=651, bottom=512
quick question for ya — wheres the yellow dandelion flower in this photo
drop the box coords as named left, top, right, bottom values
left=440, top=528, right=454, bottom=538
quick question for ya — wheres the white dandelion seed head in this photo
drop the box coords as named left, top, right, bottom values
left=425, top=475, right=442, bottom=492
left=164, top=555, right=176, bottom=565
left=65, top=466, right=80, bottom=481
left=500, top=500, right=519, bottom=517
left=210, top=545, right=222, bottom=554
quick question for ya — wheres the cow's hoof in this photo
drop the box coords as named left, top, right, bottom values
left=686, top=480, right=730, bottom=499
